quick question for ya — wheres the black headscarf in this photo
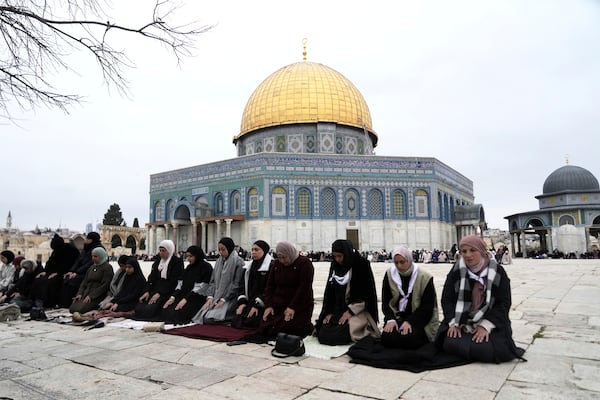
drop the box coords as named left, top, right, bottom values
left=84, top=232, right=102, bottom=252
left=254, top=240, right=270, bottom=255
left=218, top=237, right=235, bottom=256
left=50, top=234, right=65, bottom=250
left=331, top=239, right=354, bottom=276
left=1, top=250, right=15, bottom=264
left=318, top=239, right=379, bottom=326
left=251, top=240, right=270, bottom=270
left=186, top=245, right=206, bottom=263
left=125, top=257, right=145, bottom=280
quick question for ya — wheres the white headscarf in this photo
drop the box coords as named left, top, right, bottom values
left=390, top=245, right=418, bottom=312
left=158, top=240, right=175, bottom=279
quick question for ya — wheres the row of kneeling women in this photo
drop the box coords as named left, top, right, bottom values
left=69, top=235, right=525, bottom=365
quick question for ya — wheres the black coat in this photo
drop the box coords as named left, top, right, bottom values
left=317, top=252, right=378, bottom=330
left=146, top=256, right=184, bottom=296
left=8, top=265, right=42, bottom=298
left=69, top=240, right=104, bottom=276
left=44, top=238, right=80, bottom=276
left=112, top=272, right=147, bottom=307
left=436, top=262, right=524, bottom=360
left=172, top=259, right=213, bottom=301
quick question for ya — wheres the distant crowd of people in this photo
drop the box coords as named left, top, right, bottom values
left=0, top=232, right=526, bottom=369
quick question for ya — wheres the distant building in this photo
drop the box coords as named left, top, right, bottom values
left=506, top=164, right=600, bottom=256
left=148, top=53, right=485, bottom=253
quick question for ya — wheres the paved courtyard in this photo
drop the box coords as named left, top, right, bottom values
left=1, top=258, right=599, bottom=399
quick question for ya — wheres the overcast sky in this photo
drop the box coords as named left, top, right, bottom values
left=2, top=0, right=599, bottom=233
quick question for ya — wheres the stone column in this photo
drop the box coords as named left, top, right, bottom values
left=172, top=223, right=179, bottom=250
left=510, top=232, right=516, bottom=256
left=200, top=221, right=207, bottom=251
left=163, top=224, right=170, bottom=245
left=151, top=226, right=157, bottom=254
left=192, top=222, right=198, bottom=246
left=224, top=218, right=233, bottom=238
left=215, top=220, right=222, bottom=241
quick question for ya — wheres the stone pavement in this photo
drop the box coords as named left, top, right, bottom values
left=1, top=259, right=599, bottom=399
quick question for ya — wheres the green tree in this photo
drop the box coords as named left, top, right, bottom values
left=103, top=203, right=124, bottom=226
left=0, top=1, right=211, bottom=119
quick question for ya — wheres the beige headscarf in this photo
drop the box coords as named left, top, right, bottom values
left=275, top=241, right=299, bottom=264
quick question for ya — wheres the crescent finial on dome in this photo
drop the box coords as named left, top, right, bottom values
left=302, top=38, right=307, bottom=61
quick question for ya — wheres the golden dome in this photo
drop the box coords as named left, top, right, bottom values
left=236, top=62, right=376, bottom=143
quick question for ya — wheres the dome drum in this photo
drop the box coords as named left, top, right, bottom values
left=235, top=122, right=375, bottom=156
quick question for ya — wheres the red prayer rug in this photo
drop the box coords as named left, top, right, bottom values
left=163, top=324, right=256, bottom=342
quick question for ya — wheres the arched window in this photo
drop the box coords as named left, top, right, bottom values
left=194, top=195, right=209, bottom=218
left=559, top=215, right=575, bottom=226
left=111, top=234, right=122, bottom=248
left=230, top=191, right=241, bottom=214
left=248, top=188, right=259, bottom=214
left=345, top=189, right=360, bottom=218
left=296, top=188, right=311, bottom=217
left=214, top=193, right=223, bottom=215
left=174, top=205, right=190, bottom=220
left=392, top=190, right=405, bottom=217
left=153, top=200, right=164, bottom=222
left=368, top=189, right=383, bottom=218
left=415, top=189, right=429, bottom=217
left=320, top=188, right=336, bottom=217
left=271, top=186, right=287, bottom=217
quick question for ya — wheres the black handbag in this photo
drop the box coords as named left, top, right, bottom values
left=29, top=307, right=47, bottom=321
left=271, top=332, right=305, bottom=358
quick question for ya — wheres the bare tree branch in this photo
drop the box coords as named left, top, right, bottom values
left=0, top=0, right=212, bottom=120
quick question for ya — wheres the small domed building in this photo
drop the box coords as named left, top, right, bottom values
left=147, top=54, right=483, bottom=254
left=506, top=164, right=600, bottom=257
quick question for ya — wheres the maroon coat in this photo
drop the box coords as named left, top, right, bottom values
left=259, top=255, right=314, bottom=337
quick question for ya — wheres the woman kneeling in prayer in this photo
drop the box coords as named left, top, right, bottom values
left=315, top=239, right=380, bottom=345
left=69, top=247, right=114, bottom=314
left=162, top=246, right=213, bottom=324
left=381, top=246, right=439, bottom=349
left=258, top=241, right=314, bottom=338
left=192, top=237, right=244, bottom=324
left=105, top=257, right=147, bottom=312
left=231, top=240, right=272, bottom=329
left=437, top=235, right=525, bottom=363
left=135, top=240, right=184, bottom=321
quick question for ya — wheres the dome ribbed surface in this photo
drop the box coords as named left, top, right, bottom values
left=237, top=62, right=375, bottom=140
left=542, top=165, right=599, bottom=194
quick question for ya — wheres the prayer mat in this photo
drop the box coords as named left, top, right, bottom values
left=163, top=323, right=256, bottom=342
left=303, top=335, right=352, bottom=360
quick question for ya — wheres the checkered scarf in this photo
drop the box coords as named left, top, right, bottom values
left=453, top=258, right=500, bottom=330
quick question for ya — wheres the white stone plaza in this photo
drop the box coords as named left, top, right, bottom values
left=1, top=258, right=599, bottom=399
